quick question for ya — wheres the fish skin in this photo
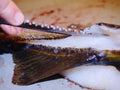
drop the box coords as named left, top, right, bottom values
left=12, top=44, right=99, bottom=85
left=12, top=43, right=120, bottom=85
left=0, top=23, right=120, bottom=85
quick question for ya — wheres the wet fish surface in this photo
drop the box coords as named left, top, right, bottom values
left=0, top=23, right=120, bottom=85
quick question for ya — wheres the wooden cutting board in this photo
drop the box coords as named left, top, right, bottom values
left=14, top=0, right=120, bottom=29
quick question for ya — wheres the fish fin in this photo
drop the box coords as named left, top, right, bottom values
left=12, top=49, right=65, bottom=85
left=12, top=45, right=96, bottom=85
left=12, top=49, right=77, bottom=85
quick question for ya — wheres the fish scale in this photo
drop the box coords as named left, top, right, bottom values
left=1, top=18, right=117, bottom=36
left=0, top=18, right=82, bottom=35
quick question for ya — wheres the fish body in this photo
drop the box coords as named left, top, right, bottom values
left=0, top=23, right=120, bottom=85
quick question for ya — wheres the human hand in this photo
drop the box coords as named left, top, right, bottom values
left=0, top=0, right=24, bottom=35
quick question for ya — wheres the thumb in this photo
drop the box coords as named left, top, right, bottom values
left=0, top=0, right=24, bottom=25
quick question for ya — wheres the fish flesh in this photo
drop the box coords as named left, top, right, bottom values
left=61, top=65, right=120, bottom=90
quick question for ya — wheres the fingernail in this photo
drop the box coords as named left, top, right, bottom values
left=14, top=11, right=24, bottom=25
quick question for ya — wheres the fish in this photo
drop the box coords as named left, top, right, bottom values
left=61, top=65, right=120, bottom=90
left=0, top=22, right=120, bottom=86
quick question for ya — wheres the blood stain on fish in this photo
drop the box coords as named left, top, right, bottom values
left=51, top=18, right=61, bottom=25
left=39, top=10, right=55, bottom=16
left=86, top=4, right=105, bottom=8
left=101, top=0, right=107, bottom=3
left=57, top=8, right=62, bottom=12
left=30, top=16, right=37, bottom=22
left=64, top=16, right=68, bottom=19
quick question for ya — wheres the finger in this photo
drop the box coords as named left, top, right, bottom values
left=0, top=0, right=24, bottom=25
left=0, top=24, right=23, bottom=35
left=0, top=0, right=11, bottom=11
